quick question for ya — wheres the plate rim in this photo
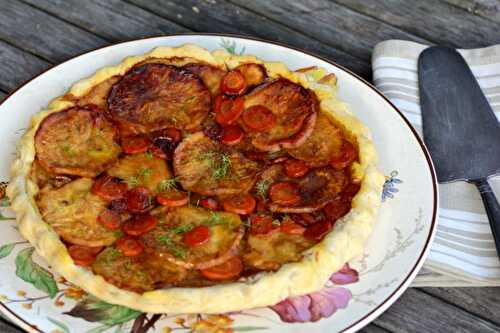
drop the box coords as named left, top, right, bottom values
left=0, top=32, right=438, bottom=333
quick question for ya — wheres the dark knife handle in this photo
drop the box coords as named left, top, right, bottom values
left=475, top=178, right=500, bottom=259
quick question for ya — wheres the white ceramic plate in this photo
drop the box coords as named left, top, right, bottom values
left=0, top=34, right=437, bottom=333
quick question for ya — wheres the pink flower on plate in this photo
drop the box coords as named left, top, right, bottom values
left=330, top=263, right=359, bottom=285
left=270, top=263, right=358, bottom=323
left=270, top=288, right=352, bottom=323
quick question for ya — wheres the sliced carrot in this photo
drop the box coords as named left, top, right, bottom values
left=280, top=219, right=306, bottom=235
left=125, top=186, right=152, bottom=213
left=200, top=197, right=218, bottom=210
left=157, top=190, right=189, bottom=207
left=249, top=214, right=278, bottom=235
left=221, top=70, right=247, bottom=95
left=284, top=159, right=309, bottom=178
left=97, top=208, right=121, bottom=230
left=304, top=220, right=332, bottom=241
left=116, top=236, right=144, bottom=257
left=121, top=135, right=151, bottom=154
left=200, top=256, right=243, bottom=281
left=183, top=225, right=210, bottom=247
left=242, top=105, right=277, bottom=132
left=222, top=194, right=256, bottom=215
left=323, top=198, right=351, bottom=221
left=330, top=141, right=357, bottom=170
left=221, top=125, right=244, bottom=145
left=122, top=213, right=158, bottom=236
left=214, top=95, right=244, bottom=126
left=269, top=182, right=301, bottom=206
left=91, top=175, right=128, bottom=201
left=68, top=245, right=102, bottom=266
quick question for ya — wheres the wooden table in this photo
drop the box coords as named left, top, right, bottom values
left=0, top=0, right=499, bottom=332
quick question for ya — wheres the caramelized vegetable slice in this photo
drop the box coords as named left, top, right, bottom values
left=235, top=63, right=267, bottom=87
left=183, top=63, right=227, bottom=97
left=258, top=164, right=349, bottom=213
left=76, top=75, right=121, bottom=111
left=93, top=247, right=187, bottom=293
left=143, top=206, right=244, bottom=269
left=200, top=256, right=243, bottom=281
left=173, top=132, right=260, bottom=196
left=287, top=114, right=344, bottom=167
left=108, top=63, right=211, bottom=134
left=107, top=153, right=172, bottom=193
left=68, top=245, right=102, bottom=267
left=221, top=70, right=247, bottom=95
left=243, top=231, right=314, bottom=271
left=37, top=178, right=118, bottom=247
left=242, top=78, right=318, bottom=151
left=35, top=106, right=121, bottom=177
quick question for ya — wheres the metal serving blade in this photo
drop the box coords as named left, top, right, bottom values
left=419, top=46, right=500, bottom=259
left=418, top=46, right=500, bottom=183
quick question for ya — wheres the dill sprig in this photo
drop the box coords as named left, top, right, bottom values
left=157, top=177, right=179, bottom=193
left=157, top=234, right=187, bottom=259
left=126, top=176, right=140, bottom=187
left=199, top=150, right=232, bottom=180
left=255, top=179, right=270, bottom=199
left=137, top=167, right=152, bottom=179
left=127, top=167, right=152, bottom=187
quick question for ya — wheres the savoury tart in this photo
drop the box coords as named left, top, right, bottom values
left=8, top=44, right=384, bottom=313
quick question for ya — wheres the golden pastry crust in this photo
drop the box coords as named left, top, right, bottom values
left=7, top=44, right=384, bottom=314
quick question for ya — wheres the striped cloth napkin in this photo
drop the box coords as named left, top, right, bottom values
left=372, top=40, right=500, bottom=287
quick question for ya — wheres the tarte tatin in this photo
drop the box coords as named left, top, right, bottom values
left=8, top=45, right=384, bottom=313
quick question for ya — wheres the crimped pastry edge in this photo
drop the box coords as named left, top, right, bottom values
left=7, top=44, right=385, bottom=314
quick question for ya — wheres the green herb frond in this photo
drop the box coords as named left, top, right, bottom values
left=157, top=234, right=187, bottom=259
left=255, top=179, right=271, bottom=199
left=199, top=150, right=232, bottom=180
left=126, top=176, right=140, bottom=187
left=137, top=167, right=153, bottom=179
left=157, top=177, right=179, bottom=192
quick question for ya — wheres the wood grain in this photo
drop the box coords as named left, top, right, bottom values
left=333, top=0, right=500, bottom=47
left=127, top=0, right=371, bottom=77
left=21, top=0, right=189, bottom=41
left=374, top=288, right=499, bottom=332
left=230, top=0, right=429, bottom=61
left=445, top=0, right=500, bottom=23
left=0, top=318, right=22, bottom=333
left=0, top=40, right=50, bottom=92
left=0, top=0, right=106, bottom=62
left=421, top=287, right=500, bottom=326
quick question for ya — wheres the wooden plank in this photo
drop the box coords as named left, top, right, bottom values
left=0, top=40, right=50, bottom=92
left=21, top=0, right=189, bottom=41
left=333, top=0, right=500, bottom=48
left=372, top=288, right=499, bottom=332
left=421, top=287, right=500, bottom=326
left=360, top=324, right=392, bottom=333
left=445, top=0, right=500, bottom=23
left=0, top=318, right=22, bottom=333
left=126, top=0, right=371, bottom=78
left=0, top=0, right=106, bottom=62
left=230, top=0, right=429, bottom=61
